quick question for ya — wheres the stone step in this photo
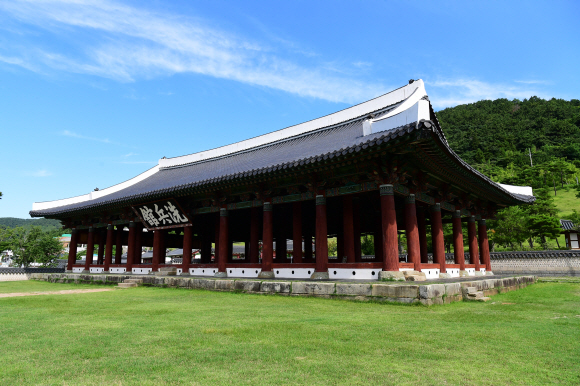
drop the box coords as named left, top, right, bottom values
left=405, top=275, right=427, bottom=282
left=476, top=297, right=491, bottom=302
left=124, top=279, right=143, bottom=284
left=467, top=292, right=484, bottom=299
left=117, top=282, right=137, bottom=288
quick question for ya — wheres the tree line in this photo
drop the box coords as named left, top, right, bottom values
left=438, top=96, right=580, bottom=250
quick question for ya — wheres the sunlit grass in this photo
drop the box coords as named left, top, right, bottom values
left=0, top=280, right=579, bottom=385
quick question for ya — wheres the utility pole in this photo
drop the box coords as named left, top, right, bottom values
left=529, top=148, right=533, bottom=167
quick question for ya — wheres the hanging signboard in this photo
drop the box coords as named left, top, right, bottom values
left=132, top=198, right=191, bottom=230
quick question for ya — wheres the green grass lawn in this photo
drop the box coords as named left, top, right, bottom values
left=553, top=186, right=580, bottom=218
left=1, top=280, right=579, bottom=385
left=0, top=280, right=98, bottom=293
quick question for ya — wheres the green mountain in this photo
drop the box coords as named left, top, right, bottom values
left=437, top=97, right=580, bottom=169
left=0, top=217, right=62, bottom=231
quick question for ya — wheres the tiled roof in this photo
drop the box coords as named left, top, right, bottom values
left=561, top=219, right=578, bottom=231
left=30, top=80, right=535, bottom=218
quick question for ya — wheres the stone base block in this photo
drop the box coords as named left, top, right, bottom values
left=81, top=270, right=90, bottom=274
left=310, top=271, right=329, bottom=280
left=474, top=271, right=484, bottom=276
left=258, top=271, right=275, bottom=279
left=336, top=283, right=372, bottom=296
left=234, top=280, right=261, bottom=292
left=293, top=282, right=335, bottom=295
left=438, top=273, right=451, bottom=279
left=486, top=271, right=494, bottom=276
left=158, top=267, right=177, bottom=276
left=459, top=270, right=470, bottom=277
left=378, top=271, right=405, bottom=281
left=403, top=270, right=426, bottom=281
left=213, top=271, right=228, bottom=278
left=260, top=281, right=291, bottom=293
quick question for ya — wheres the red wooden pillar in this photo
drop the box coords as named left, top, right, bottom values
left=217, top=208, right=229, bottom=274
left=417, top=207, right=429, bottom=264
left=97, top=229, right=105, bottom=265
left=104, top=225, right=114, bottom=271
left=380, top=185, right=399, bottom=271
left=342, top=195, right=355, bottom=263
left=478, top=219, right=492, bottom=272
left=261, top=202, right=274, bottom=274
left=84, top=227, right=94, bottom=271
left=214, top=213, right=220, bottom=261
left=353, top=197, right=362, bottom=262
left=405, top=194, right=421, bottom=271
left=250, top=207, right=260, bottom=263
left=152, top=229, right=166, bottom=272
left=126, top=222, right=136, bottom=272
left=292, top=202, right=302, bottom=263
left=468, top=216, right=480, bottom=271
left=181, top=226, right=193, bottom=275
left=67, top=228, right=78, bottom=271
left=430, top=204, right=446, bottom=274
left=315, top=195, right=329, bottom=274
left=134, top=223, right=143, bottom=265
left=452, top=211, right=466, bottom=271
left=114, top=226, right=123, bottom=265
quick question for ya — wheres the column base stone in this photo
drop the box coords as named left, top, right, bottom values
left=258, top=271, right=275, bottom=279
left=459, top=270, right=470, bottom=277
left=402, top=270, right=426, bottom=281
left=439, top=273, right=452, bottom=279
left=485, top=271, right=494, bottom=276
left=310, top=271, right=329, bottom=280
left=378, top=271, right=405, bottom=281
left=214, top=271, right=228, bottom=278
left=474, top=271, right=485, bottom=276
left=81, top=270, right=90, bottom=274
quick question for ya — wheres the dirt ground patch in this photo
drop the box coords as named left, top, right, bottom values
left=0, top=288, right=114, bottom=298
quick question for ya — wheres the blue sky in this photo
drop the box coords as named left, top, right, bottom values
left=0, top=0, right=578, bottom=219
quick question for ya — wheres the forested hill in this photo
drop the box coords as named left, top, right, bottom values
left=0, top=217, right=61, bottom=231
left=436, top=97, right=580, bottom=170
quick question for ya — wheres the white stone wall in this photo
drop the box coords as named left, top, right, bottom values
left=491, top=258, right=580, bottom=275
left=0, top=273, right=29, bottom=282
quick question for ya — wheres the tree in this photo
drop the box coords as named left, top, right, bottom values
left=361, top=234, right=374, bottom=255
left=523, top=188, right=561, bottom=249
left=6, top=226, right=63, bottom=267
left=563, top=210, right=580, bottom=232
left=490, top=206, right=530, bottom=250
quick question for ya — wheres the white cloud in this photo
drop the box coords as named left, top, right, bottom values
left=123, top=152, right=138, bottom=157
left=0, top=0, right=387, bottom=104
left=427, top=79, right=547, bottom=109
left=28, top=169, right=52, bottom=177
left=61, top=130, right=118, bottom=144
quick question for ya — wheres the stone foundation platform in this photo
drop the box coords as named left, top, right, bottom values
left=29, top=273, right=536, bottom=306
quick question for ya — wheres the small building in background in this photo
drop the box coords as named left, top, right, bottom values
left=560, top=220, right=579, bottom=250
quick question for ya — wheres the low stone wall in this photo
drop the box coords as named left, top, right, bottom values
left=0, top=267, right=65, bottom=282
left=0, top=273, right=29, bottom=282
left=30, top=273, right=536, bottom=305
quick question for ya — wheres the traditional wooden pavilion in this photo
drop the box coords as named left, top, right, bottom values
left=31, top=80, right=534, bottom=280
